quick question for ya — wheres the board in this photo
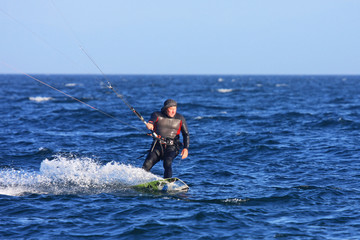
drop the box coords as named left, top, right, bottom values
left=133, top=178, right=189, bottom=192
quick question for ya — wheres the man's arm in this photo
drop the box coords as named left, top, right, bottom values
left=180, top=115, right=189, bottom=159
left=146, top=112, right=159, bottom=131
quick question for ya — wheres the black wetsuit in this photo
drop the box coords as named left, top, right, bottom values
left=142, top=110, right=189, bottom=178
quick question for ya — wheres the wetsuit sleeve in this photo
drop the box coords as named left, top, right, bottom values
left=180, top=115, right=190, bottom=149
left=148, top=112, right=159, bottom=124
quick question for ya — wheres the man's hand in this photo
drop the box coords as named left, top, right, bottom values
left=146, top=122, right=154, bottom=131
left=181, top=148, right=188, bottom=159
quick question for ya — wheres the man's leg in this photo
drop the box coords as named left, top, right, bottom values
left=163, top=150, right=178, bottom=178
left=142, top=148, right=161, bottom=172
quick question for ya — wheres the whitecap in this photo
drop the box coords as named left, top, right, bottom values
left=65, top=83, right=77, bottom=87
left=275, top=84, right=288, bottom=87
left=222, top=198, right=249, bottom=204
left=217, top=88, right=233, bottom=93
left=29, top=96, right=53, bottom=102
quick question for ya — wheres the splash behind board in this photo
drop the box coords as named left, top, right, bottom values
left=133, top=178, right=189, bottom=192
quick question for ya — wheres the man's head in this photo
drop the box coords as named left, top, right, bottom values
left=162, top=99, right=177, bottom=118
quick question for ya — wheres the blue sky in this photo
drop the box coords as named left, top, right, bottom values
left=1, top=0, right=359, bottom=75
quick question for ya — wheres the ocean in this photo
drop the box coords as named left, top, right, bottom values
left=0, top=74, right=359, bottom=239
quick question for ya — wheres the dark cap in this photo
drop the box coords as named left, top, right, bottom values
left=161, top=99, right=177, bottom=111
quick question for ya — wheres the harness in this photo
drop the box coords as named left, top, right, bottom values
left=149, top=135, right=181, bottom=158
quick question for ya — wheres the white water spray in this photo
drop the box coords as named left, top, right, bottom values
left=0, top=155, right=160, bottom=196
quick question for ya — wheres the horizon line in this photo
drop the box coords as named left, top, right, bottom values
left=0, top=73, right=359, bottom=77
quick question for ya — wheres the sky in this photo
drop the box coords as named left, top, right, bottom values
left=1, top=0, right=359, bottom=75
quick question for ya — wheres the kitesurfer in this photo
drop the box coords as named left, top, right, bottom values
left=142, top=99, right=189, bottom=178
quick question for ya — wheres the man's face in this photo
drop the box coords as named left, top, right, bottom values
left=166, top=106, right=177, bottom=118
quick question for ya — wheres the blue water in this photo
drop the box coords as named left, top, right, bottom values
left=1, top=74, right=360, bottom=239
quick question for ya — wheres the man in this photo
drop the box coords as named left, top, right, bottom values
left=142, top=99, right=189, bottom=178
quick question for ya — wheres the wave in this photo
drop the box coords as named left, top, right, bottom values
left=275, top=83, right=288, bottom=87
left=217, top=88, right=234, bottom=93
left=29, top=96, right=53, bottom=102
left=0, top=154, right=160, bottom=196
left=65, top=83, right=82, bottom=87
left=311, top=117, right=360, bottom=130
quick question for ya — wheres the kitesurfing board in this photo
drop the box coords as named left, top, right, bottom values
left=133, top=178, right=189, bottom=192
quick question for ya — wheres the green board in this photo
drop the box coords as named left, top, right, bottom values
left=133, top=178, right=189, bottom=192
